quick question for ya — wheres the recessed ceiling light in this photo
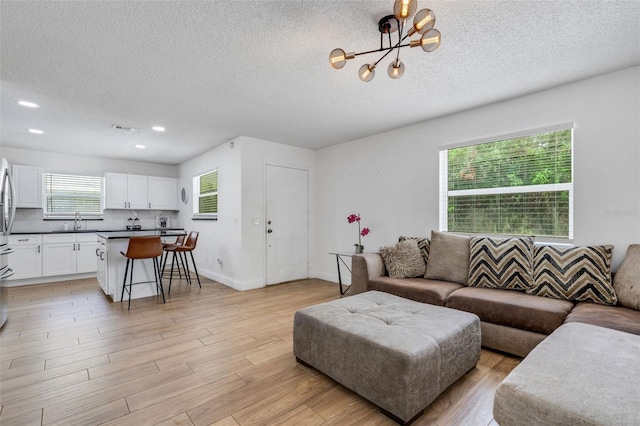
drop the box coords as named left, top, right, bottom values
left=28, top=128, right=44, bottom=134
left=152, top=126, right=165, bottom=132
left=18, top=100, right=39, bottom=108
left=135, top=145, right=146, bottom=149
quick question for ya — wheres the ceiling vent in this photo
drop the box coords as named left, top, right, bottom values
left=111, top=124, right=139, bottom=132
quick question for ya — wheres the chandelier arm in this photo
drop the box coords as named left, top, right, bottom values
left=372, top=44, right=399, bottom=68
left=352, top=43, right=411, bottom=58
left=395, top=20, right=404, bottom=63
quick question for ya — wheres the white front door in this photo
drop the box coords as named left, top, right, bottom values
left=265, top=165, right=309, bottom=285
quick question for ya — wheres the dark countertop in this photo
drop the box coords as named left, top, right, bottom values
left=12, top=228, right=185, bottom=237
left=95, top=229, right=186, bottom=240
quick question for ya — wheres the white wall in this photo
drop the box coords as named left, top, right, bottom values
left=176, top=139, right=242, bottom=289
left=176, top=136, right=316, bottom=291
left=315, top=66, right=640, bottom=283
left=2, top=147, right=179, bottom=233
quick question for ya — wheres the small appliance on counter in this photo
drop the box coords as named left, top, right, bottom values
left=126, top=217, right=141, bottom=231
left=156, top=215, right=170, bottom=229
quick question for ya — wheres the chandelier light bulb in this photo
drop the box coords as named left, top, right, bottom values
left=419, top=28, right=441, bottom=52
left=393, top=0, right=417, bottom=21
left=358, top=64, right=376, bottom=82
left=408, top=8, right=435, bottom=36
left=388, top=60, right=405, bottom=79
left=330, top=48, right=347, bottom=69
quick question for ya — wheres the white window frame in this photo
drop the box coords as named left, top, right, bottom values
left=192, top=169, right=218, bottom=220
left=439, top=124, right=574, bottom=240
left=44, top=172, right=104, bottom=219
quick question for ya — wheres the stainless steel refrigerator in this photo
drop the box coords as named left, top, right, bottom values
left=1, top=157, right=17, bottom=328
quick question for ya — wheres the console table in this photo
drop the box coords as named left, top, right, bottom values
left=329, top=252, right=357, bottom=295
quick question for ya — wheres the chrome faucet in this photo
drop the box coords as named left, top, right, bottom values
left=74, top=212, right=82, bottom=231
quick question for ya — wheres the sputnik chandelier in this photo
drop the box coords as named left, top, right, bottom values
left=329, top=0, right=441, bottom=82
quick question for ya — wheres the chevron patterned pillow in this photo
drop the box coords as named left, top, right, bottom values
left=528, top=245, right=617, bottom=305
left=468, top=236, right=534, bottom=291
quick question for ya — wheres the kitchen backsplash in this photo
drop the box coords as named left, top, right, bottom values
left=12, top=209, right=179, bottom=233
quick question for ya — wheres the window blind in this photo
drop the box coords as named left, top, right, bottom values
left=193, top=169, right=218, bottom=218
left=45, top=173, right=103, bottom=217
left=440, top=128, right=573, bottom=238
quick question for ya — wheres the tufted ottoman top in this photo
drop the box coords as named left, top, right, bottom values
left=293, top=291, right=481, bottom=424
left=297, top=290, right=480, bottom=355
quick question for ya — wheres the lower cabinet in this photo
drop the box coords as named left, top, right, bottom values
left=41, top=234, right=98, bottom=277
left=7, top=235, right=43, bottom=280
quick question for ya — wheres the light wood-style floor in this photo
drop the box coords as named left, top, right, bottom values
left=0, top=277, right=520, bottom=425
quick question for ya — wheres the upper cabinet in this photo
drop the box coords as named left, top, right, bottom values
left=105, top=172, right=177, bottom=210
left=148, top=176, right=177, bottom=210
left=12, top=164, right=43, bottom=208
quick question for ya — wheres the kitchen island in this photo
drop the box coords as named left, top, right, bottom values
left=96, top=229, right=186, bottom=302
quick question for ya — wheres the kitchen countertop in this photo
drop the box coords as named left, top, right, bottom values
left=96, top=229, right=186, bottom=240
left=12, top=228, right=185, bottom=237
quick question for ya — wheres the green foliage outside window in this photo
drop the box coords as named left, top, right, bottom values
left=195, top=170, right=218, bottom=216
left=446, top=129, right=572, bottom=238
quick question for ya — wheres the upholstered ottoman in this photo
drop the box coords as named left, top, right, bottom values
left=293, top=291, right=481, bottom=424
left=494, top=322, right=640, bottom=425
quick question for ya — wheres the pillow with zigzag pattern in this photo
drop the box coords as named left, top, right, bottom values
left=527, top=245, right=616, bottom=305
left=468, top=236, right=534, bottom=291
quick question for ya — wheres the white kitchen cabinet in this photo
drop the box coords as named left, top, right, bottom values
left=127, top=174, right=148, bottom=209
left=42, top=234, right=98, bottom=276
left=104, top=173, right=179, bottom=210
left=148, top=176, right=177, bottom=210
left=97, top=237, right=107, bottom=293
left=42, top=234, right=76, bottom=276
left=12, top=165, right=43, bottom=208
left=7, top=235, right=42, bottom=280
left=76, top=234, right=98, bottom=273
left=105, top=172, right=128, bottom=209
left=105, top=173, right=148, bottom=210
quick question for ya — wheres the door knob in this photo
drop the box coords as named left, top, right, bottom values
left=267, top=220, right=272, bottom=225
left=267, top=229, right=273, bottom=233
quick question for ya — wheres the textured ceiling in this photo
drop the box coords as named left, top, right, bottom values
left=1, top=1, right=639, bottom=165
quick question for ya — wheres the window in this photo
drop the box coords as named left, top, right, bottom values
left=439, top=127, right=573, bottom=238
left=192, top=169, right=218, bottom=219
left=45, top=173, right=103, bottom=218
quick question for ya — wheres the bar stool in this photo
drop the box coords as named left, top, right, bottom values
left=120, top=236, right=165, bottom=310
left=165, top=231, right=201, bottom=294
left=161, top=235, right=186, bottom=280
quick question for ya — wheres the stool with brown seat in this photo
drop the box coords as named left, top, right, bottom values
left=164, top=231, right=201, bottom=294
left=161, top=234, right=186, bottom=281
left=120, top=236, right=165, bottom=310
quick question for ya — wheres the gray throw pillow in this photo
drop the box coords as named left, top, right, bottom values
left=613, top=244, right=640, bottom=310
left=424, top=230, right=470, bottom=284
left=379, top=239, right=426, bottom=279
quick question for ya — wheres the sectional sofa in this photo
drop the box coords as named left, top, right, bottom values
left=350, top=230, right=640, bottom=357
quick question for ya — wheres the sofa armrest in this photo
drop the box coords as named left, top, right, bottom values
left=351, top=253, right=386, bottom=295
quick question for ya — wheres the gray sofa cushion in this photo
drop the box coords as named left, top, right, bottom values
left=369, top=277, right=463, bottom=307
left=494, top=323, right=640, bottom=426
left=446, top=286, right=573, bottom=335
left=613, top=244, right=640, bottom=310
left=564, top=302, right=640, bottom=335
